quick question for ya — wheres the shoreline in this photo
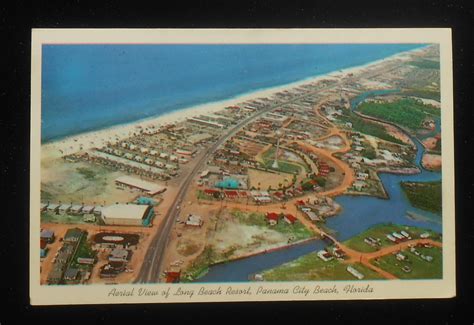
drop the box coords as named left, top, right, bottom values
left=42, top=45, right=429, bottom=158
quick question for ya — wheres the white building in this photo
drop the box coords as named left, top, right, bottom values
left=115, top=175, right=167, bottom=196
left=102, top=204, right=153, bottom=226
left=346, top=266, right=364, bottom=279
left=185, top=214, right=203, bottom=227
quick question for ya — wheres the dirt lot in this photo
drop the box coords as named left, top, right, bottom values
left=162, top=189, right=223, bottom=274
left=422, top=137, right=439, bottom=150
left=422, top=153, right=442, bottom=171
left=248, top=168, right=294, bottom=190
left=314, top=135, right=346, bottom=151
left=209, top=210, right=292, bottom=258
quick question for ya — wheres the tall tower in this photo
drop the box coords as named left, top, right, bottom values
left=272, top=130, right=281, bottom=169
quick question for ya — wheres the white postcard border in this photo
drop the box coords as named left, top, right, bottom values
left=30, top=28, right=455, bottom=305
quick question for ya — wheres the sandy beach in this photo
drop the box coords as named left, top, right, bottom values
left=41, top=45, right=428, bottom=160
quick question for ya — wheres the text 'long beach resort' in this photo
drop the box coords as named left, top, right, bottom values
left=38, top=43, right=444, bottom=286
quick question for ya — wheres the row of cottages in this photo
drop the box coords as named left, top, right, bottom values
left=200, top=188, right=248, bottom=200
left=386, top=230, right=412, bottom=244
left=47, top=228, right=89, bottom=285
left=250, top=190, right=272, bottom=203
left=265, top=212, right=297, bottom=226
left=295, top=200, right=321, bottom=222
left=317, top=246, right=346, bottom=263
left=356, top=171, right=369, bottom=181
left=317, top=161, right=330, bottom=177
left=41, top=202, right=102, bottom=217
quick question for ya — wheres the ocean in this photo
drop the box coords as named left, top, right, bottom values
left=41, top=43, right=425, bottom=142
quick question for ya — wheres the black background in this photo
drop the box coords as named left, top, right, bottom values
left=2, top=1, right=473, bottom=324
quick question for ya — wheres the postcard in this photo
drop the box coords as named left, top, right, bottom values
left=30, top=28, right=455, bottom=305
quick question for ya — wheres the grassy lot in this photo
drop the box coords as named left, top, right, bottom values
left=371, top=246, right=442, bottom=279
left=232, top=211, right=315, bottom=241
left=343, top=223, right=442, bottom=253
left=402, top=88, right=440, bottom=101
left=181, top=246, right=220, bottom=282
left=357, top=98, right=440, bottom=131
left=260, top=159, right=302, bottom=174
left=76, top=167, right=97, bottom=180
left=338, top=112, right=404, bottom=145
left=262, top=252, right=384, bottom=281
left=361, top=144, right=377, bottom=160
left=196, top=190, right=222, bottom=201
left=401, top=181, right=442, bottom=215
left=69, top=235, right=96, bottom=270
left=408, top=59, right=440, bottom=70
left=41, top=212, right=89, bottom=224
left=261, top=147, right=307, bottom=174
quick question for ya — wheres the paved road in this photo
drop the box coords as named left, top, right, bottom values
left=134, top=76, right=374, bottom=283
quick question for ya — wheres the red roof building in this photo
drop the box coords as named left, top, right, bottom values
left=295, top=200, right=306, bottom=206
left=284, top=214, right=297, bottom=224
left=265, top=212, right=280, bottom=225
left=273, top=191, right=285, bottom=200
left=165, top=271, right=181, bottom=283
left=204, top=189, right=219, bottom=195
left=224, top=190, right=239, bottom=198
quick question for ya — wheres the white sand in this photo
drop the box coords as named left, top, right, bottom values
left=41, top=45, right=430, bottom=159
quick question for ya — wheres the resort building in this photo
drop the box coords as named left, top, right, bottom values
left=101, top=203, right=154, bottom=226
left=82, top=205, right=95, bottom=215
left=185, top=214, right=203, bottom=227
left=70, top=204, right=83, bottom=215
left=262, top=112, right=289, bottom=126
left=187, top=117, right=225, bottom=129
left=186, top=132, right=213, bottom=145
left=58, top=203, right=72, bottom=215
left=40, top=202, right=49, bottom=212
left=108, top=248, right=131, bottom=262
left=115, top=175, right=167, bottom=196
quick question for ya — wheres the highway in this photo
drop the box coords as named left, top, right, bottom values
left=134, top=79, right=353, bottom=283
left=134, top=102, right=277, bottom=283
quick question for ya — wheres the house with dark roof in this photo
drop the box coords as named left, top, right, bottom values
left=40, top=229, right=55, bottom=243
left=47, top=265, right=64, bottom=285
left=64, top=268, right=80, bottom=282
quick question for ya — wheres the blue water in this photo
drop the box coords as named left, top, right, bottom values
left=135, top=197, right=157, bottom=206
left=41, top=44, right=425, bottom=142
left=215, top=178, right=240, bottom=189
left=198, top=90, right=442, bottom=282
